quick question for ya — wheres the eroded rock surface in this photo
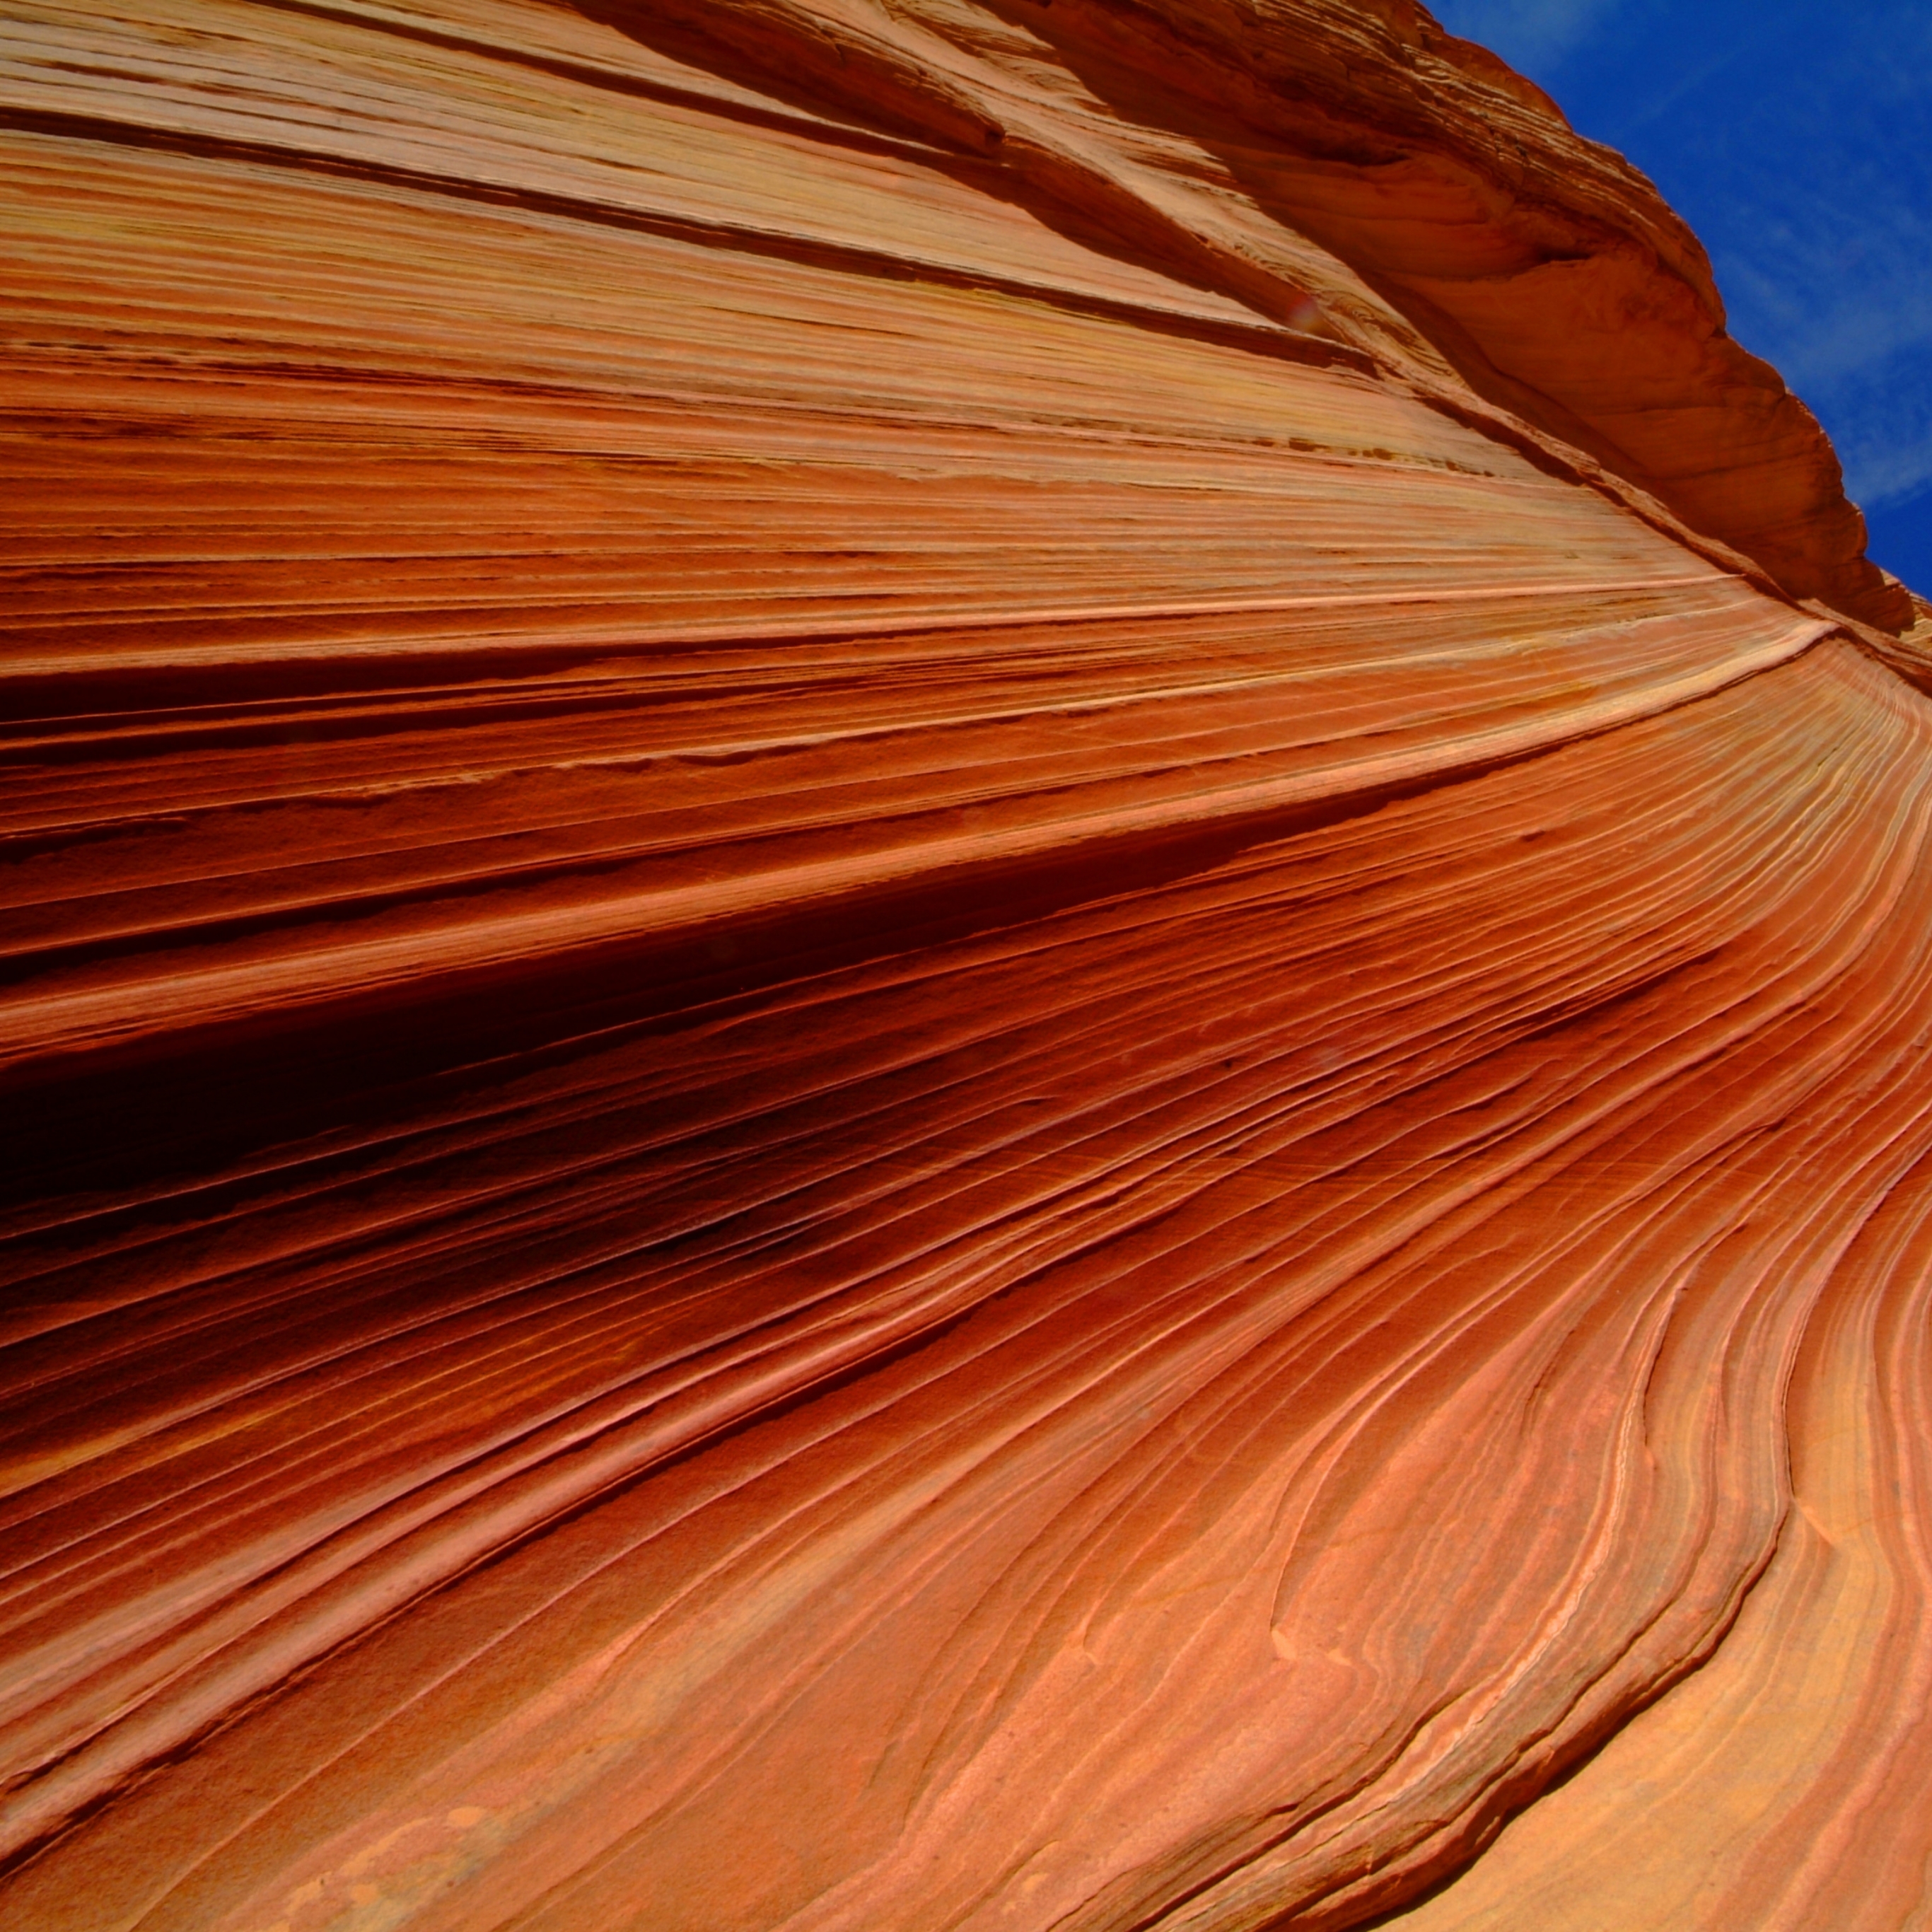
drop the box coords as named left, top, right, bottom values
left=4, top=5, right=1931, bottom=1929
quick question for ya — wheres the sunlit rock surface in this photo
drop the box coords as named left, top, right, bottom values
left=5, top=4, right=1932, bottom=1928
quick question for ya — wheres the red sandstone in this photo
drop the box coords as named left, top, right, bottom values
left=4, top=4, right=1931, bottom=1929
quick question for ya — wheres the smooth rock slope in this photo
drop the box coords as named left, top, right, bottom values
left=4, top=4, right=1932, bottom=1928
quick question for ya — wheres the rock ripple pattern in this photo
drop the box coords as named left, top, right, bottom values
left=4, top=4, right=1932, bottom=1930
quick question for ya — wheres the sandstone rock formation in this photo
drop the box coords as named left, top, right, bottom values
left=4, top=4, right=1932, bottom=1929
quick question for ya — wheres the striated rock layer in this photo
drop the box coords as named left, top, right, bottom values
left=4, top=4, right=1932, bottom=1928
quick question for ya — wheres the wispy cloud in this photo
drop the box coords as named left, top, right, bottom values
left=1429, top=0, right=1620, bottom=71
left=1796, top=357, right=1932, bottom=511
left=1722, top=260, right=1932, bottom=395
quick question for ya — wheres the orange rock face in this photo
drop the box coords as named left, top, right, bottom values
left=4, top=4, right=1932, bottom=1929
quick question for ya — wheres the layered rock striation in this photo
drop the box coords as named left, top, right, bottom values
left=4, top=4, right=1932, bottom=1929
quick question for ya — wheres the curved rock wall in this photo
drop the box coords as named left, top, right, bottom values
left=4, top=5, right=1932, bottom=1930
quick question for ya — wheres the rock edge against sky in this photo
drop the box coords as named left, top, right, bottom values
left=1431, top=0, right=1932, bottom=594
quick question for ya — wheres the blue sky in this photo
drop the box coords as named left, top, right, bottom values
left=1428, top=0, right=1932, bottom=596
